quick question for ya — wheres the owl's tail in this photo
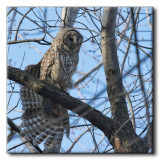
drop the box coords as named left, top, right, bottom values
left=64, top=117, right=70, bottom=138
left=20, top=86, right=70, bottom=153
left=21, top=108, right=65, bottom=152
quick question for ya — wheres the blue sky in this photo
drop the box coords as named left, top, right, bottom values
left=7, top=7, right=153, bottom=153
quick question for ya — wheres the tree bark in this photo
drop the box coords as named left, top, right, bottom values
left=8, top=66, right=114, bottom=142
left=61, top=7, right=80, bottom=28
left=101, top=7, right=149, bottom=153
left=7, top=7, right=151, bottom=153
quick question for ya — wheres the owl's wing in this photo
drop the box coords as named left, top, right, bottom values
left=40, top=48, right=55, bottom=81
left=20, top=62, right=70, bottom=151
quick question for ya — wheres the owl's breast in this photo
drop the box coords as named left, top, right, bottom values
left=50, top=52, right=77, bottom=90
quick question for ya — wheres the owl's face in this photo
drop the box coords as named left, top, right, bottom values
left=55, top=28, right=83, bottom=53
left=63, top=29, right=83, bottom=52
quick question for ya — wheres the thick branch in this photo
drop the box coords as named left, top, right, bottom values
left=61, top=7, right=80, bottom=28
left=8, top=66, right=114, bottom=141
left=101, top=7, right=130, bottom=129
left=143, top=121, right=153, bottom=152
left=101, top=7, right=149, bottom=153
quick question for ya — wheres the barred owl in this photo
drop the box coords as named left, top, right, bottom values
left=20, top=28, right=83, bottom=152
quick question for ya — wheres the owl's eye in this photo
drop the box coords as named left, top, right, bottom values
left=69, top=36, right=74, bottom=41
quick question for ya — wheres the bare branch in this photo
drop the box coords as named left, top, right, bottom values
left=61, top=7, right=80, bottom=27
left=7, top=117, right=42, bottom=153
left=131, top=8, right=150, bottom=125
left=12, top=8, right=54, bottom=39
left=7, top=37, right=45, bottom=45
left=146, top=8, right=153, bottom=31
left=8, top=66, right=114, bottom=141
left=66, top=128, right=90, bottom=153
left=14, top=7, right=35, bottom=41
left=75, top=61, right=103, bottom=86
left=101, top=7, right=149, bottom=153
left=19, top=135, right=39, bottom=153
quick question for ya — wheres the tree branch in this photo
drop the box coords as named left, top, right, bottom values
left=7, top=117, right=42, bottom=153
left=101, top=7, right=130, bottom=130
left=75, top=61, right=103, bottom=86
left=61, top=7, right=80, bottom=28
left=101, top=7, right=149, bottom=153
left=8, top=66, right=114, bottom=142
left=7, top=37, right=45, bottom=45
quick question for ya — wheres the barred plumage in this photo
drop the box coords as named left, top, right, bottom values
left=20, top=28, right=83, bottom=152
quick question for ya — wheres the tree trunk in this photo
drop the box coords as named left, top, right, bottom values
left=61, top=7, right=80, bottom=28
left=101, top=7, right=149, bottom=153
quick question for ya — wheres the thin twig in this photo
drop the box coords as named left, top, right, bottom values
left=13, top=8, right=54, bottom=39
left=131, top=8, right=150, bottom=125
left=8, top=37, right=45, bottom=45
left=75, top=62, right=103, bottom=86
left=7, top=117, right=42, bottom=153
left=14, top=7, right=35, bottom=41
left=66, top=128, right=91, bottom=153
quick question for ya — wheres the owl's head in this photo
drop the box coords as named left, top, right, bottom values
left=55, top=28, right=83, bottom=53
